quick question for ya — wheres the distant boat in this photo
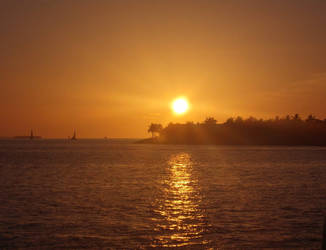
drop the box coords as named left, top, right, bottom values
left=14, top=129, right=42, bottom=139
left=71, top=130, right=77, bottom=140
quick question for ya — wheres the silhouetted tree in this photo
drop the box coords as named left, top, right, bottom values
left=235, top=116, right=243, bottom=124
left=146, top=114, right=326, bottom=145
left=293, top=113, right=301, bottom=121
left=148, top=123, right=163, bottom=138
left=225, top=117, right=234, bottom=124
left=306, top=114, right=318, bottom=123
left=204, top=117, right=217, bottom=125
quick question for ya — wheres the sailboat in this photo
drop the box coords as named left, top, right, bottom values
left=13, top=129, right=42, bottom=139
left=30, top=129, right=34, bottom=140
left=71, top=129, right=77, bottom=140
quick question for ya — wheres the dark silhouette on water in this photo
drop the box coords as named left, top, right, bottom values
left=141, top=114, right=326, bottom=146
left=14, top=129, right=42, bottom=139
left=71, top=129, right=77, bottom=140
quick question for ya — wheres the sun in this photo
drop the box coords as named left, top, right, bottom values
left=172, top=97, right=189, bottom=115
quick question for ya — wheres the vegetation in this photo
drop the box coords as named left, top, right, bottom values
left=147, top=123, right=163, bottom=138
left=144, top=114, right=326, bottom=145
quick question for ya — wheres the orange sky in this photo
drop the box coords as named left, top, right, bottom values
left=1, top=0, right=326, bottom=138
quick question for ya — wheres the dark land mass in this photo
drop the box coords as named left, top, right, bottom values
left=139, top=114, right=326, bottom=146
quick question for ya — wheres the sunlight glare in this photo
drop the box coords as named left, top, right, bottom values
left=172, top=98, right=189, bottom=115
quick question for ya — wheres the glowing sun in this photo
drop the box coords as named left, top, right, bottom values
left=172, top=97, right=189, bottom=115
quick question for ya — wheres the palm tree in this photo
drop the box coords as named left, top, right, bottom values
left=306, top=114, right=316, bottom=122
left=204, top=117, right=217, bottom=125
left=148, top=123, right=163, bottom=138
left=293, top=113, right=301, bottom=121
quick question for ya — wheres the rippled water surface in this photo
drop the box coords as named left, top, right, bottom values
left=0, top=139, right=326, bottom=249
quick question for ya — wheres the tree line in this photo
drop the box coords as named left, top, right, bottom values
left=146, top=114, right=326, bottom=145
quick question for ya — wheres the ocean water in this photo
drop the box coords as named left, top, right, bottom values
left=0, top=139, right=326, bottom=249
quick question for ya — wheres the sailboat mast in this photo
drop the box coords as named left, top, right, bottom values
left=71, top=129, right=77, bottom=140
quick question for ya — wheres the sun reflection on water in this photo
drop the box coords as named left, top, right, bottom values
left=152, top=153, right=210, bottom=247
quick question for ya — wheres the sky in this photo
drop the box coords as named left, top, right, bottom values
left=1, top=0, right=326, bottom=138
